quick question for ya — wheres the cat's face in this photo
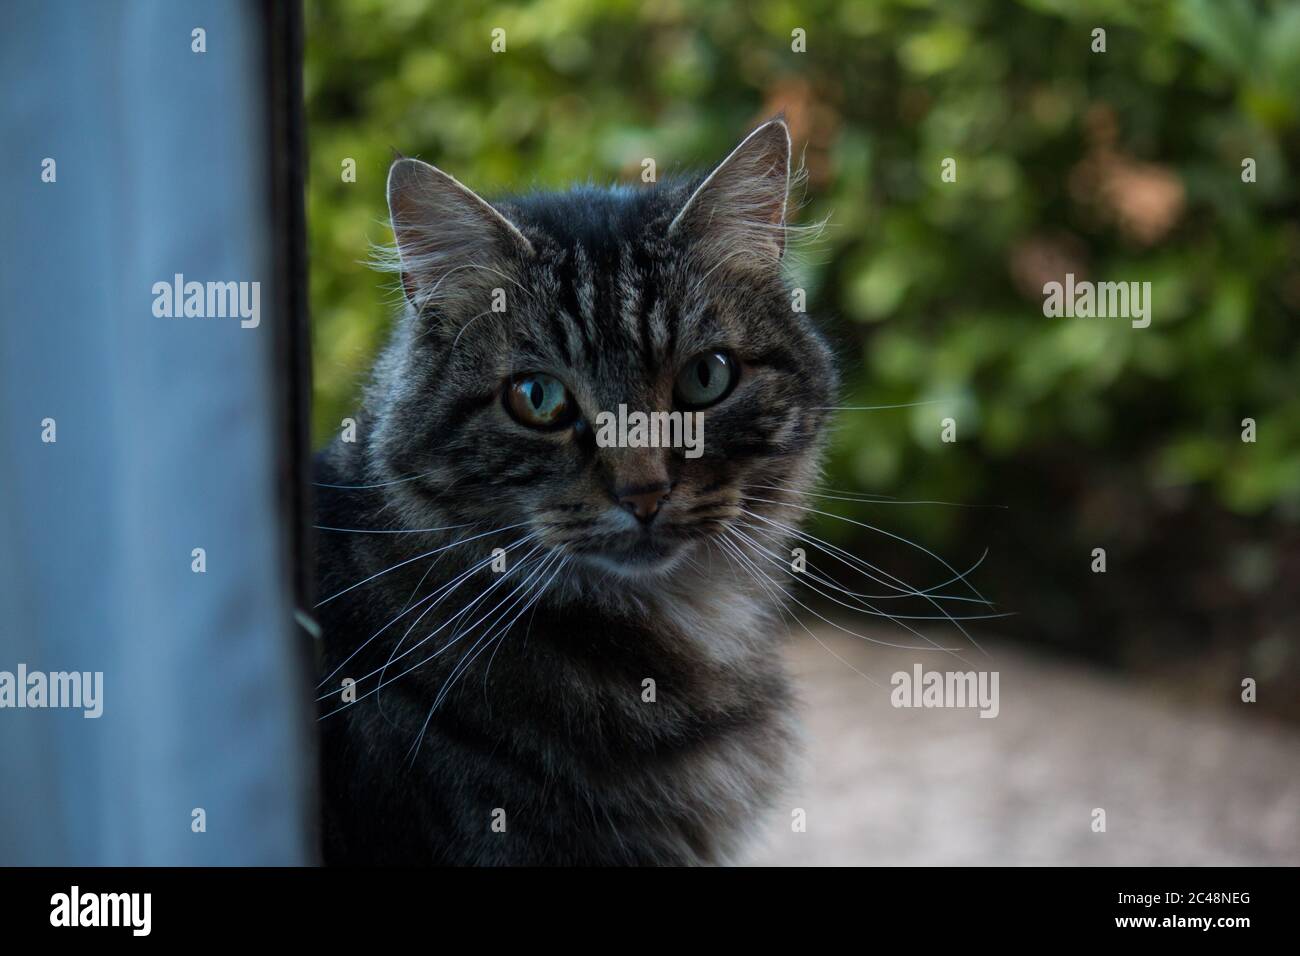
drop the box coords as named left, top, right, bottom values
left=368, top=120, right=836, bottom=578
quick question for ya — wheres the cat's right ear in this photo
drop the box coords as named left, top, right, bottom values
left=385, top=158, right=533, bottom=308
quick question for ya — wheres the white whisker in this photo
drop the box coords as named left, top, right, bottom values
left=317, top=531, right=538, bottom=690
left=744, top=496, right=992, bottom=607
left=314, top=521, right=530, bottom=608
left=313, top=472, right=435, bottom=490
left=716, top=532, right=884, bottom=687
left=720, top=528, right=961, bottom=652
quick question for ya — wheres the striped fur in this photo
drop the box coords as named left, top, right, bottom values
left=317, top=119, right=838, bottom=865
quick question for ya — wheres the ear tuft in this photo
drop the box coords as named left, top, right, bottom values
left=668, top=118, right=792, bottom=269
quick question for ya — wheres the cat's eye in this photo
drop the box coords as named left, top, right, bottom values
left=505, top=373, right=575, bottom=429
left=674, top=351, right=737, bottom=409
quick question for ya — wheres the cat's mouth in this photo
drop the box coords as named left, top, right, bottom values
left=610, top=535, right=681, bottom=564
left=568, top=527, right=693, bottom=577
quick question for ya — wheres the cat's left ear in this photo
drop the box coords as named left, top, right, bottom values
left=668, top=117, right=792, bottom=269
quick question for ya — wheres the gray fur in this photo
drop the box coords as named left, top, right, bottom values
left=316, top=119, right=839, bottom=865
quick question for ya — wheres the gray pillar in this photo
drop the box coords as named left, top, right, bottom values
left=0, top=0, right=314, bottom=865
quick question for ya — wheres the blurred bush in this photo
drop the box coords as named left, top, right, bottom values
left=307, top=0, right=1300, bottom=700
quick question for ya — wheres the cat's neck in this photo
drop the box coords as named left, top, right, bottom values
left=549, top=555, right=783, bottom=667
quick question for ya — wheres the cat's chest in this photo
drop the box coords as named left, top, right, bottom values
left=642, top=578, right=776, bottom=667
left=540, top=587, right=796, bottom=862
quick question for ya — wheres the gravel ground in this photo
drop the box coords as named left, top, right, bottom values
left=748, top=630, right=1300, bottom=866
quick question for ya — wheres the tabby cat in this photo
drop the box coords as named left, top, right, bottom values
left=315, top=118, right=838, bottom=865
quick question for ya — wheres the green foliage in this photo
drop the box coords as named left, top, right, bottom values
left=307, top=0, right=1300, bottom=538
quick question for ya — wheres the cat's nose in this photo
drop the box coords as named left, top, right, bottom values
left=616, top=485, right=671, bottom=524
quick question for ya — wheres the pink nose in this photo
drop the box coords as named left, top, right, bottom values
left=618, top=487, right=670, bottom=524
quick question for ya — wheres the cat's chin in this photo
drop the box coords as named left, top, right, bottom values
left=578, top=539, right=693, bottom=580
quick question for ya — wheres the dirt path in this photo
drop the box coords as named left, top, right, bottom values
left=748, top=630, right=1300, bottom=865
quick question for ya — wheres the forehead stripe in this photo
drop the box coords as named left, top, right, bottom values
left=557, top=250, right=596, bottom=364
left=544, top=308, right=576, bottom=366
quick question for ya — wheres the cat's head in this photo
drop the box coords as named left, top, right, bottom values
left=366, top=119, right=837, bottom=579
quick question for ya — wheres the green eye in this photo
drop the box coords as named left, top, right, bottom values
left=675, top=351, right=737, bottom=409
left=506, top=373, right=574, bottom=429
